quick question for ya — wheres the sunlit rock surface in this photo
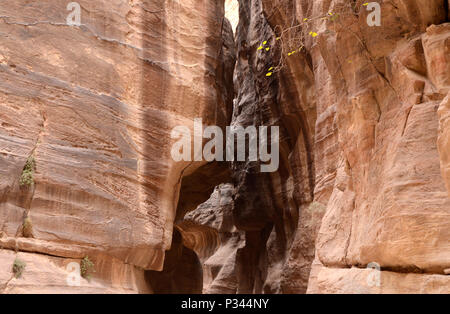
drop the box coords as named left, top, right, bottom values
left=187, top=0, right=450, bottom=294
left=0, top=0, right=449, bottom=294
left=0, top=0, right=234, bottom=292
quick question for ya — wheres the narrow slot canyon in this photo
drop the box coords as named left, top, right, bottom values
left=144, top=0, right=450, bottom=294
left=0, top=0, right=449, bottom=294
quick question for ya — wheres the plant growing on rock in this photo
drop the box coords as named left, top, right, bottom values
left=261, top=1, right=365, bottom=77
left=22, top=216, right=33, bottom=238
left=12, top=258, right=26, bottom=279
left=19, top=155, right=35, bottom=187
left=80, top=256, right=95, bottom=280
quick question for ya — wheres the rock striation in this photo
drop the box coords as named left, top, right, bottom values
left=0, top=0, right=234, bottom=293
left=179, top=0, right=450, bottom=294
left=0, top=0, right=449, bottom=294
left=238, top=0, right=450, bottom=293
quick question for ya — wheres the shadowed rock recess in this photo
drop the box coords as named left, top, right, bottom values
left=0, top=0, right=449, bottom=294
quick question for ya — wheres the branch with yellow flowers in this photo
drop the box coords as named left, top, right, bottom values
left=258, top=1, right=370, bottom=77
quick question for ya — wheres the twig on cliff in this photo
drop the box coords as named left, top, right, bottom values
left=258, top=1, right=360, bottom=77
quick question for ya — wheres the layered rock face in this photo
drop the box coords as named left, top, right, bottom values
left=181, top=0, right=450, bottom=294
left=0, top=0, right=234, bottom=293
left=230, top=0, right=450, bottom=293
left=179, top=184, right=245, bottom=293
left=293, top=0, right=450, bottom=294
left=0, top=0, right=449, bottom=294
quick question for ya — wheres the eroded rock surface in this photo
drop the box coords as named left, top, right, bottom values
left=0, top=0, right=234, bottom=292
left=232, top=0, right=450, bottom=293
left=179, top=184, right=245, bottom=294
left=186, top=0, right=449, bottom=294
left=0, top=0, right=449, bottom=294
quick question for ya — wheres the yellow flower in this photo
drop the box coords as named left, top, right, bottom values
left=266, top=47, right=270, bottom=51
left=266, top=72, right=273, bottom=77
left=310, top=32, right=318, bottom=37
left=257, top=46, right=263, bottom=50
left=268, top=67, right=274, bottom=71
left=363, top=3, right=369, bottom=6
left=263, top=41, right=267, bottom=45
left=276, top=37, right=281, bottom=41
left=303, top=18, right=308, bottom=22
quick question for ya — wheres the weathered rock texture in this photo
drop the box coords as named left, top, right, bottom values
left=179, top=0, right=450, bottom=294
left=1, top=0, right=449, bottom=294
left=179, top=184, right=245, bottom=294
left=0, top=0, right=234, bottom=292
left=230, top=0, right=450, bottom=293
left=439, top=94, right=450, bottom=196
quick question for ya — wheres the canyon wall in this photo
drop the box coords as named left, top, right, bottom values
left=249, top=0, right=450, bottom=293
left=180, top=0, right=450, bottom=294
left=0, top=0, right=449, bottom=294
left=0, top=0, right=234, bottom=293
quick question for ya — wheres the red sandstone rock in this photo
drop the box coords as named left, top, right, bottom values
left=0, top=0, right=233, bottom=292
left=0, top=0, right=449, bottom=294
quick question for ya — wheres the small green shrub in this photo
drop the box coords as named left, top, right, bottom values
left=22, top=216, right=33, bottom=238
left=12, top=258, right=26, bottom=279
left=19, top=156, right=35, bottom=187
left=80, top=256, right=95, bottom=280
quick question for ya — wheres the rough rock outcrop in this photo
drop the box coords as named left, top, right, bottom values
left=0, top=249, right=150, bottom=293
left=179, top=183, right=245, bottom=294
left=184, top=0, right=449, bottom=294
left=0, top=0, right=449, bottom=294
left=0, top=0, right=234, bottom=292
left=180, top=0, right=317, bottom=293
left=439, top=94, right=450, bottom=195
left=237, top=0, right=450, bottom=293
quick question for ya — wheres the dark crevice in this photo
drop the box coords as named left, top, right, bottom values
left=322, top=263, right=450, bottom=276
left=445, top=0, right=449, bottom=22
left=145, top=229, right=203, bottom=294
